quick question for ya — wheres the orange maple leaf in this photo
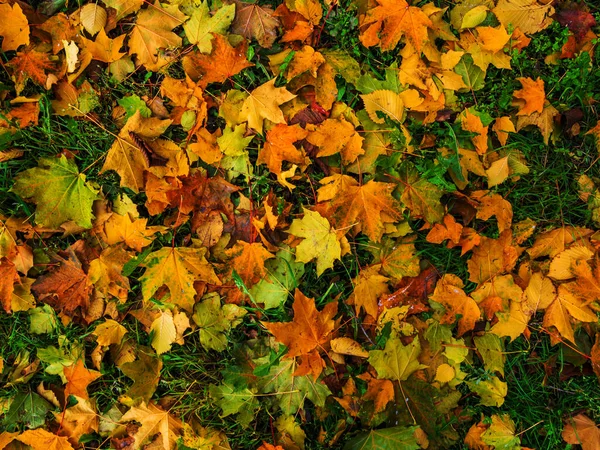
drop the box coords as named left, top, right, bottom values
left=513, top=77, right=545, bottom=116
left=183, top=34, right=253, bottom=87
left=323, top=179, right=404, bottom=242
left=262, top=289, right=338, bottom=358
left=31, top=251, right=93, bottom=316
left=225, top=241, right=275, bottom=288
left=258, top=123, right=308, bottom=175
left=63, top=360, right=102, bottom=400
left=430, top=274, right=480, bottom=336
left=359, top=0, right=433, bottom=52
left=8, top=48, right=55, bottom=94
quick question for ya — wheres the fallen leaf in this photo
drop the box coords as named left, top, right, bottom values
left=288, top=208, right=342, bottom=276
left=11, top=156, right=99, bottom=229
left=0, top=3, right=30, bottom=51
left=262, top=289, right=337, bottom=358
left=562, top=414, right=600, bottom=450
left=229, top=0, right=280, bottom=48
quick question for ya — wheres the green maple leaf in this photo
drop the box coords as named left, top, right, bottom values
left=11, top=155, right=99, bottom=228
left=259, top=359, right=331, bottom=415
left=343, top=426, right=421, bottom=450
left=192, top=293, right=246, bottom=351
left=209, top=382, right=259, bottom=427
left=2, top=392, right=52, bottom=431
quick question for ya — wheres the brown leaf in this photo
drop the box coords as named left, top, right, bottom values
left=562, top=414, right=600, bottom=450
left=31, top=251, right=93, bottom=317
left=229, top=0, right=280, bottom=48
left=8, top=47, right=56, bottom=94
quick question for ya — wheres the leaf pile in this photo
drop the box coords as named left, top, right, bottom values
left=0, top=0, right=599, bottom=449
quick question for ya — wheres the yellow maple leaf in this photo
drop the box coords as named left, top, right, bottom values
left=128, top=2, right=186, bottom=70
left=239, top=79, right=296, bottom=133
left=288, top=209, right=341, bottom=277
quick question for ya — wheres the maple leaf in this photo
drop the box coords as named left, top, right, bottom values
left=258, top=358, right=331, bottom=415
left=359, top=0, right=433, bottom=53
left=0, top=3, right=29, bottom=52
left=16, top=429, right=74, bottom=450
left=88, top=246, right=131, bottom=303
left=288, top=209, right=342, bottom=277
left=285, top=0, right=322, bottom=25
left=54, top=397, right=98, bottom=445
left=368, top=337, right=426, bottom=381
left=430, top=274, right=481, bottom=336
left=225, top=241, right=274, bottom=289
left=121, top=402, right=183, bottom=450
left=262, top=289, right=337, bottom=358
left=63, top=359, right=101, bottom=400
left=427, top=214, right=463, bottom=245
left=306, top=118, right=364, bottom=164
left=81, top=29, right=127, bottom=63
left=51, top=81, right=100, bottom=117
left=516, top=101, right=559, bottom=144
left=93, top=319, right=128, bottom=347
left=513, top=77, right=545, bottom=115
left=183, top=34, right=253, bottom=87
left=493, top=116, right=516, bottom=146
left=373, top=240, right=421, bottom=282
left=397, top=162, right=444, bottom=224
left=229, top=0, right=281, bottom=48
left=481, top=414, right=521, bottom=449
left=473, top=191, right=513, bottom=233
left=349, top=265, right=389, bottom=318
left=239, top=79, right=296, bottom=133
left=128, top=2, right=186, bottom=70
left=258, top=123, right=308, bottom=174
left=563, top=413, right=600, bottom=450
left=184, top=2, right=235, bottom=53
left=344, top=426, right=421, bottom=450
left=11, top=155, right=99, bottom=229
left=39, top=13, right=78, bottom=54
left=468, top=231, right=519, bottom=284
left=543, top=284, right=597, bottom=343
left=140, top=246, right=221, bottom=312
left=104, top=213, right=165, bottom=252
left=324, top=179, right=404, bottom=242
left=192, top=293, right=246, bottom=351
left=103, top=0, right=143, bottom=20
left=556, top=7, right=597, bottom=40
left=7, top=46, right=55, bottom=95
left=100, top=111, right=172, bottom=192
left=527, top=226, right=591, bottom=259
left=121, top=348, right=162, bottom=402
left=31, top=251, right=93, bottom=316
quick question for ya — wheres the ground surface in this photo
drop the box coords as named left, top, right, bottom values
left=1, top=0, right=600, bottom=449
